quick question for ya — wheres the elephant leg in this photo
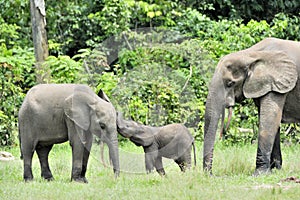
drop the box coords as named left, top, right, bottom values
left=22, top=149, right=34, bottom=182
left=66, top=119, right=87, bottom=183
left=254, top=93, right=285, bottom=176
left=36, top=145, right=54, bottom=181
left=154, top=156, right=165, bottom=176
left=144, top=146, right=157, bottom=173
left=175, top=158, right=187, bottom=172
left=175, top=144, right=191, bottom=172
left=145, top=153, right=154, bottom=173
left=70, top=140, right=86, bottom=183
left=270, top=128, right=282, bottom=170
left=81, top=132, right=92, bottom=183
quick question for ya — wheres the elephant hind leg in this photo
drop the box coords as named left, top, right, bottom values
left=175, top=155, right=191, bottom=172
left=175, top=159, right=186, bottom=172
left=175, top=149, right=192, bottom=172
left=21, top=140, right=36, bottom=182
left=22, top=150, right=34, bottom=182
left=36, top=145, right=54, bottom=181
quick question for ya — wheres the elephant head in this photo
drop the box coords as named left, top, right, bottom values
left=203, top=50, right=297, bottom=173
left=117, top=112, right=154, bottom=147
left=64, top=89, right=120, bottom=177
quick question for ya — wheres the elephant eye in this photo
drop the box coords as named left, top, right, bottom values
left=99, top=123, right=105, bottom=129
left=226, top=80, right=235, bottom=87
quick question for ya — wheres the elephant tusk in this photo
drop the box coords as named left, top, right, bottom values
left=219, top=107, right=233, bottom=139
left=225, top=107, right=233, bottom=131
left=219, top=107, right=226, bottom=139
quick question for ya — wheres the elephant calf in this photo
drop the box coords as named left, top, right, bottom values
left=117, top=113, right=196, bottom=175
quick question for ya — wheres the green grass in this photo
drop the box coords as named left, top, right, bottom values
left=1, top=141, right=300, bottom=199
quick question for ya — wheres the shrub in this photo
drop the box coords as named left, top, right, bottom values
left=0, top=44, right=35, bottom=145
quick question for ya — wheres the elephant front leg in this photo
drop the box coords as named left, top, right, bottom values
left=68, top=120, right=89, bottom=183
left=145, top=153, right=155, bottom=173
left=144, top=146, right=157, bottom=174
left=81, top=133, right=93, bottom=183
left=155, top=156, right=166, bottom=176
left=254, top=93, right=285, bottom=176
left=270, top=128, right=282, bottom=170
left=71, top=142, right=86, bottom=183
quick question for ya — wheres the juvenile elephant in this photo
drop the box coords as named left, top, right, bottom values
left=117, top=113, right=196, bottom=175
left=18, top=84, right=119, bottom=183
left=203, top=38, right=300, bottom=175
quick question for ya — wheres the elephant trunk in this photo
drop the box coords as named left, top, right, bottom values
left=203, top=74, right=226, bottom=173
left=105, top=128, right=120, bottom=177
left=116, top=112, right=131, bottom=138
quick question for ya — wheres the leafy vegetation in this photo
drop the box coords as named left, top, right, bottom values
left=1, top=1, right=300, bottom=146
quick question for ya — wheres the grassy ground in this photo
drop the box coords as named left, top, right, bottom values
left=1, top=141, right=300, bottom=200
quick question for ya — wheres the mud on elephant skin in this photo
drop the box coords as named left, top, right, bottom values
left=18, top=84, right=120, bottom=183
left=203, top=38, right=300, bottom=176
left=117, top=112, right=196, bottom=176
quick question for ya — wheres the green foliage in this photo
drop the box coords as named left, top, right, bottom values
left=115, top=64, right=182, bottom=125
left=45, top=55, right=82, bottom=84
left=88, top=0, right=133, bottom=38
left=0, top=1, right=31, bottom=48
left=1, top=0, right=300, bottom=146
left=45, top=1, right=90, bottom=55
left=111, top=36, right=211, bottom=142
left=0, top=17, right=21, bottom=48
left=203, top=0, right=300, bottom=22
left=0, top=43, right=35, bottom=146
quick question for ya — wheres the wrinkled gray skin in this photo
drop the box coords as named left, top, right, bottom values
left=117, top=113, right=196, bottom=175
left=203, top=38, right=300, bottom=176
left=18, top=84, right=119, bottom=183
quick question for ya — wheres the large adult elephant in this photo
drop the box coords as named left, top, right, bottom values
left=203, top=38, right=300, bottom=175
left=18, top=84, right=120, bottom=183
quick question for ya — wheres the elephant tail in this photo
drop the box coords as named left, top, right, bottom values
left=192, top=141, right=196, bottom=166
left=18, top=127, right=23, bottom=160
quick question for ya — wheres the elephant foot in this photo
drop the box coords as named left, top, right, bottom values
left=156, top=169, right=166, bottom=176
left=146, top=168, right=154, bottom=174
left=113, top=169, right=120, bottom=178
left=24, top=173, right=34, bottom=182
left=71, top=176, right=88, bottom=183
left=24, top=177, right=34, bottom=182
left=42, top=173, right=54, bottom=181
left=252, top=168, right=271, bottom=177
left=44, top=176, right=54, bottom=181
left=270, top=159, right=282, bottom=170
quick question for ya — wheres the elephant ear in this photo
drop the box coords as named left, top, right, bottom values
left=98, top=89, right=111, bottom=103
left=130, top=127, right=154, bottom=147
left=64, top=93, right=92, bottom=131
left=243, top=51, right=298, bottom=98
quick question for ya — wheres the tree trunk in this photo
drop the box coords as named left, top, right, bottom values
left=30, top=0, right=50, bottom=83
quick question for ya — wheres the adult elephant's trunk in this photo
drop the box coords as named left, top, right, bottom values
left=203, top=73, right=226, bottom=173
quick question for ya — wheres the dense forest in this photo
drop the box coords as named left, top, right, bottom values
left=1, top=0, right=300, bottom=146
